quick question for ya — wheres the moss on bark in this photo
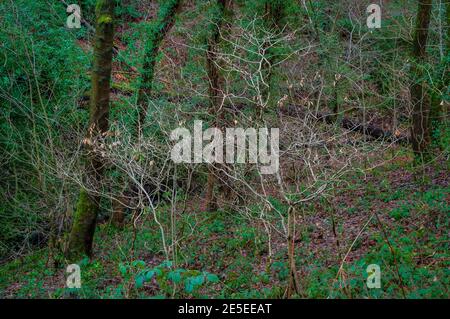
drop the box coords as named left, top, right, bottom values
left=112, top=0, right=182, bottom=226
left=135, top=0, right=182, bottom=134
left=67, top=189, right=99, bottom=260
left=66, top=0, right=115, bottom=261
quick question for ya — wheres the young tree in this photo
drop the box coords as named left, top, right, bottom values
left=67, top=0, right=115, bottom=260
left=410, top=0, right=433, bottom=158
left=264, top=0, right=302, bottom=298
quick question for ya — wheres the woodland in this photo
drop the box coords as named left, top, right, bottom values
left=0, top=0, right=449, bottom=299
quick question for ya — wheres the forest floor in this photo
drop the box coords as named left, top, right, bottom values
left=0, top=146, right=448, bottom=298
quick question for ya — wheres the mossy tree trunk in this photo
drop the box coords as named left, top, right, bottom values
left=66, top=0, right=115, bottom=260
left=111, top=0, right=181, bottom=227
left=135, top=0, right=181, bottom=135
left=258, top=0, right=285, bottom=118
left=204, top=0, right=229, bottom=211
left=410, top=0, right=433, bottom=158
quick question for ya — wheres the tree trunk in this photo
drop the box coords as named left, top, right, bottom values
left=410, top=0, right=433, bottom=157
left=205, top=168, right=218, bottom=212
left=135, top=0, right=181, bottom=136
left=111, top=0, right=181, bottom=227
left=204, top=0, right=228, bottom=211
left=430, top=0, right=450, bottom=144
left=265, top=0, right=284, bottom=28
left=111, top=193, right=127, bottom=228
left=286, top=206, right=300, bottom=298
left=259, top=0, right=284, bottom=117
left=66, top=0, right=115, bottom=260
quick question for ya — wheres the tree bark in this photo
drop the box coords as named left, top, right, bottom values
left=265, top=0, right=284, bottom=28
left=111, top=0, right=181, bottom=227
left=259, top=0, right=285, bottom=117
left=67, top=0, right=115, bottom=260
left=286, top=206, right=301, bottom=298
left=430, top=0, right=450, bottom=144
left=204, top=0, right=228, bottom=211
left=410, top=0, right=433, bottom=157
left=135, top=0, right=181, bottom=136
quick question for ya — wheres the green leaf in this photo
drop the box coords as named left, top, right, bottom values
left=161, top=260, right=173, bottom=268
left=184, top=275, right=205, bottom=293
left=185, top=279, right=194, bottom=293
left=145, top=270, right=155, bottom=281
left=154, top=268, right=163, bottom=276
left=206, top=273, right=219, bottom=283
left=168, top=270, right=182, bottom=284
left=135, top=275, right=145, bottom=288
left=118, top=263, right=127, bottom=276
left=191, top=275, right=204, bottom=287
left=132, top=260, right=146, bottom=268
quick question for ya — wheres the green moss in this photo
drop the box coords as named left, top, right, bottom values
left=112, top=81, right=135, bottom=94
left=66, top=189, right=99, bottom=261
left=98, top=15, right=113, bottom=25
left=136, top=0, right=180, bottom=106
left=95, top=0, right=107, bottom=15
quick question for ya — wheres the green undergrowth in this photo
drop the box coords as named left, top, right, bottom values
left=1, top=162, right=448, bottom=298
